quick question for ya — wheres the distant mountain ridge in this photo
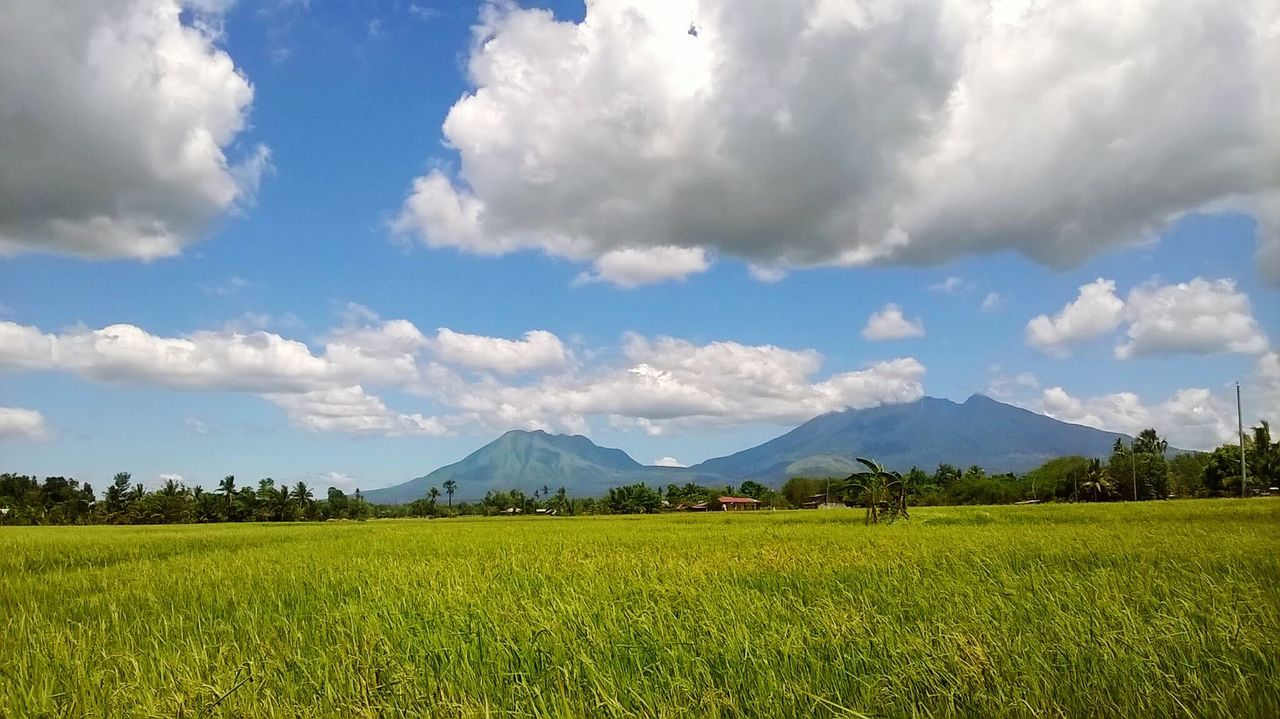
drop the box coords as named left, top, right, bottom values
left=689, top=394, right=1139, bottom=480
left=361, top=429, right=717, bottom=504
left=363, top=395, right=1151, bottom=504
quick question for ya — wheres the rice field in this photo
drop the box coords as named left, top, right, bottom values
left=2, top=500, right=1278, bottom=718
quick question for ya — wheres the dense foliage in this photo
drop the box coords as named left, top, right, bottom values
left=0, top=473, right=371, bottom=525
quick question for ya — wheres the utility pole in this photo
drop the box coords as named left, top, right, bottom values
left=1237, top=381, right=1247, bottom=499
left=1131, top=440, right=1139, bottom=502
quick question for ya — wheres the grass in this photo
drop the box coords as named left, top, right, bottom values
left=2, top=500, right=1278, bottom=718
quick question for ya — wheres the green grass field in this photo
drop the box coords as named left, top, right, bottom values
left=2, top=501, right=1278, bottom=718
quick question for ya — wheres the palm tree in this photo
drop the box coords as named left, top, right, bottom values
left=275, top=485, right=291, bottom=521
left=1080, top=458, right=1112, bottom=502
left=1134, top=428, right=1168, bottom=456
left=294, top=482, right=313, bottom=517
left=846, top=457, right=905, bottom=524
left=219, top=475, right=236, bottom=518
left=428, top=486, right=441, bottom=508
left=443, top=479, right=457, bottom=508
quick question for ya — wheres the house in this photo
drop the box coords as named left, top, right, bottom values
left=674, top=502, right=711, bottom=511
left=718, top=496, right=761, bottom=511
left=500, top=507, right=523, bottom=515
left=800, top=493, right=846, bottom=510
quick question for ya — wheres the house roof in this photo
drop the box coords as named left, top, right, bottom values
left=718, top=496, right=760, bottom=504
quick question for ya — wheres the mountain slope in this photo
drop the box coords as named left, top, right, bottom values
left=691, top=394, right=1137, bottom=480
left=363, top=430, right=717, bottom=504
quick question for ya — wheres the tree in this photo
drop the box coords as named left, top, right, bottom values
left=605, top=483, right=662, bottom=514
left=294, top=482, right=313, bottom=517
left=103, top=472, right=135, bottom=521
left=845, top=458, right=906, bottom=524
left=428, top=486, right=441, bottom=509
left=1134, top=428, right=1169, bottom=456
left=1080, top=458, right=1113, bottom=502
left=219, top=475, right=236, bottom=519
left=443, top=479, right=457, bottom=508
left=275, top=485, right=293, bottom=521
left=1248, top=420, right=1279, bottom=492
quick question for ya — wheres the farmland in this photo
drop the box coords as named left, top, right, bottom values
left=2, top=500, right=1278, bottom=718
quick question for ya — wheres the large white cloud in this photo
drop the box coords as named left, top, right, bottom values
left=0, top=317, right=922, bottom=437
left=414, top=335, right=926, bottom=435
left=394, top=0, right=1280, bottom=283
left=0, top=407, right=49, bottom=440
left=1025, top=278, right=1124, bottom=357
left=992, top=351, right=1280, bottom=451
left=0, top=0, right=266, bottom=259
left=1117, top=278, right=1269, bottom=359
left=1027, top=276, right=1270, bottom=358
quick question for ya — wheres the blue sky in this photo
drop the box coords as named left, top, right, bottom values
left=1, top=1, right=1277, bottom=494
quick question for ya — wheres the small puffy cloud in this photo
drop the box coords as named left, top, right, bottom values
left=1025, top=278, right=1124, bottom=357
left=1117, top=278, right=1268, bottom=359
left=431, top=328, right=569, bottom=374
left=573, top=246, right=710, bottom=288
left=862, top=304, right=925, bottom=341
left=0, top=0, right=268, bottom=259
left=395, top=0, right=1280, bottom=283
left=653, top=456, right=685, bottom=467
left=183, top=416, right=212, bottom=435
left=928, top=276, right=971, bottom=293
left=0, top=406, right=49, bottom=440
left=981, top=292, right=1002, bottom=312
left=199, top=277, right=251, bottom=296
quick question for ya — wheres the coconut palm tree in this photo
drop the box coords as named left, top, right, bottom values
left=294, top=481, right=313, bottom=517
left=219, top=475, right=236, bottom=519
left=1080, top=458, right=1112, bottom=502
left=428, top=486, right=441, bottom=508
left=275, top=485, right=292, bottom=521
left=443, top=480, right=457, bottom=508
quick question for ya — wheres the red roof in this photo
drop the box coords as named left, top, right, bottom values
left=719, top=496, right=760, bottom=504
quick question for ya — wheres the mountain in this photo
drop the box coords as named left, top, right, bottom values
left=362, top=429, right=719, bottom=504
left=690, top=394, right=1137, bottom=480
left=365, top=395, right=1154, bottom=503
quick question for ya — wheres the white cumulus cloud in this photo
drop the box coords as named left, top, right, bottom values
left=1028, top=277, right=1270, bottom=359
left=394, top=0, right=1280, bottom=283
left=0, top=406, right=49, bottom=440
left=431, top=328, right=570, bottom=374
left=653, top=456, right=685, bottom=467
left=0, top=0, right=268, bottom=259
left=1117, top=278, right=1269, bottom=359
left=862, top=304, right=925, bottom=341
left=573, top=246, right=710, bottom=288
left=1025, top=278, right=1125, bottom=356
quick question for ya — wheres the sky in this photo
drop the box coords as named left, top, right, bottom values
left=1, top=0, right=1278, bottom=494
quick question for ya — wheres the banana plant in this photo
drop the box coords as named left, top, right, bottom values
left=846, top=457, right=907, bottom=524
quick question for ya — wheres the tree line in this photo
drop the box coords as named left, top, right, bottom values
left=0, top=473, right=373, bottom=525
left=3, top=423, right=1275, bottom=525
